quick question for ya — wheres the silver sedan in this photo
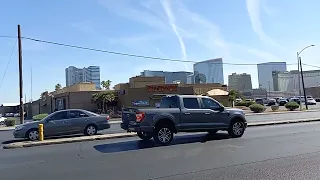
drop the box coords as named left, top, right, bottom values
left=13, top=109, right=111, bottom=141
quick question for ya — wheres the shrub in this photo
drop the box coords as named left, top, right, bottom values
left=249, top=104, right=266, bottom=113
left=245, top=101, right=256, bottom=107
left=235, top=101, right=246, bottom=106
left=33, top=113, right=48, bottom=121
left=271, top=105, right=279, bottom=111
left=285, top=102, right=299, bottom=111
left=4, top=118, right=16, bottom=126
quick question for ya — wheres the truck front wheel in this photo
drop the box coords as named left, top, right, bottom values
left=137, top=132, right=153, bottom=141
left=228, top=119, right=245, bottom=138
left=153, top=124, right=174, bottom=146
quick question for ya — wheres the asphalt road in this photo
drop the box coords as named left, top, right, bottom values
left=2, top=122, right=320, bottom=179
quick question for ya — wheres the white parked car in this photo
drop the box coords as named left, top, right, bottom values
left=0, top=117, right=7, bottom=126
left=306, top=98, right=316, bottom=105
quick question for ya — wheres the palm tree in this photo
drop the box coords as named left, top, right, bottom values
left=101, top=80, right=112, bottom=90
left=101, top=92, right=115, bottom=113
left=55, top=83, right=62, bottom=91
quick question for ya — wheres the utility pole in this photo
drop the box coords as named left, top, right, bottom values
left=299, top=57, right=308, bottom=110
left=297, top=52, right=302, bottom=111
left=18, top=25, right=24, bottom=124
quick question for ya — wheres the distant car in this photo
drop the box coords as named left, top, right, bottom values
left=278, top=98, right=288, bottom=106
left=235, top=98, right=242, bottom=102
left=0, top=117, right=6, bottom=126
left=315, top=98, right=320, bottom=102
left=290, top=98, right=300, bottom=104
left=267, top=99, right=276, bottom=106
left=306, top=98, right=316, bottom=105
left=255, top=98, right=264, bottom=105
left=13, top=109, right=111, bottom=141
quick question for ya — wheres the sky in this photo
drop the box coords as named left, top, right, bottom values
left=1, top=0, right=320, bottom=103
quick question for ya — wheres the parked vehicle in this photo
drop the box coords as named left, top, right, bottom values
left=267, top=99, right=276, bottom=106
left=306, top=98, right=316, bottom=105
left=255, top=98, right=264, bottom=105
left=278, top=98, right=288, bottom=106
left=13, top=109, right=111, bottom=141
left=290, top=98, right=300, bottom=104
left=315, top=98, right=320, bottom=102
left=235, top=98, right=242, bottom=103
left=0, top=117, right=6, bottom=126
left=121, top=95, right=247, bottom=145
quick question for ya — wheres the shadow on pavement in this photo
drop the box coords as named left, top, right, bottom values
left=94, top=132, right=230, bottom=154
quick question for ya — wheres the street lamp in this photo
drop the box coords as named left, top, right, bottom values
left=297, top=44, right=315, bottom=110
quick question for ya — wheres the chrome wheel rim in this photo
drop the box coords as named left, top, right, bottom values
left=232, top=122, right=244, bottom=135
left=87, top=126, right=96, bottom=135
left=29, top=131, right=39, bottom=141
left=158, top=128, right=171, bottom=143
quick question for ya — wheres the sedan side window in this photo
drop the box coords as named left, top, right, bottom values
left=51, top=111, right=68, bottom=121
left=69, top=111, right=89, bottom=119
left=201, top=98, right=221, bottom=110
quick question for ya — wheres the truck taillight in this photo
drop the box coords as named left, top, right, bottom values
left=136, top=112, right=145, bottom=122
left=106, top=115, right=110, bottom=121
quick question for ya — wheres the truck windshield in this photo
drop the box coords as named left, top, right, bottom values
left=160, top=96, right=178, bottom=108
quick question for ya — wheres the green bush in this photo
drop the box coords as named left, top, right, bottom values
left=285, top=102, right=299, bottom=111
left=245, top=101, right=256, bottom=107
left=249, top=104, right=266, bottom=113
left=4, top=118, right=16, bottom=126
left=235, top=101, right=246, bottom=106
left=271, top=105, right=279, bottom=111
left=32, top=113, right=48, bottom=121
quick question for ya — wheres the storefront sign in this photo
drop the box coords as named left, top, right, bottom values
left=132, top=100, right=149, bottom=106
left=147, top=85, right=178, bottom=92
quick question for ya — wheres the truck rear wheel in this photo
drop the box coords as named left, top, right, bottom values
left=153, top=124, right=174, bottom=146
left=137, top=132, right=153, bottom=141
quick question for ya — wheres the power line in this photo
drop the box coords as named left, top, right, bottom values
left=302, top=63, right=320, bottom=69
left=0, top=35, right=298, bottom=65
left=0, top=39, right=17, bottom=88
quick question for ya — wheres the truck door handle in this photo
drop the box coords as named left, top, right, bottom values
left=184, top=113, right=191, bottom=115
left=205, top=112, right=211, bottom=115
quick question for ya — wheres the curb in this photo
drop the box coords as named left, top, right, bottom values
left=4, top=118, right=320, bottom=149
left=247, top=118, right=320, bottom=127
left=246, top=110, right=318, bottom=116
left=3, top=133, right=138, bottom=149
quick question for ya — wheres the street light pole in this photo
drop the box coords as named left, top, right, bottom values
left=297, top=52, right=302, bottom=110
left=299, top=57, right=308, bottom=110
left=297, top=44, right=315, bottom=111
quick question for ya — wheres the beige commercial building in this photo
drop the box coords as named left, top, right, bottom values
left=228, top=73, right=252, bottom=91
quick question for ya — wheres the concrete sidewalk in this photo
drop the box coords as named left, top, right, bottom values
left=3, top=117, right=320, bottom=149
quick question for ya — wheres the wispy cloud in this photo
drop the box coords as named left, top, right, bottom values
left=245, top=0, right=283, bottom=49
left=160, top=0, right=189, bottom=71
left=71, top=20, right=96, bottom=34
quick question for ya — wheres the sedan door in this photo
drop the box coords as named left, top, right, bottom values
left=44, top=111, right=70, bottom=136
left=66, top=110, right=90, bottom=133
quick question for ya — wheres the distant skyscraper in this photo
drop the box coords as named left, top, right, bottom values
left=228, top=73, right=252, bottom=91
left=257, top=62, right=287, bottom=91
left=65, top=66, right=101, bottom=89
left=192, top=58, right=224, bottom=84
left=140, top=70, right=192, bottom=84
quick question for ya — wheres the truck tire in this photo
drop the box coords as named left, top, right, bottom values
left=153, top=124, right=174, bottom=146
left=228, top=119, right=245, bottom=138
left=137, top=132, right=153, bottom=141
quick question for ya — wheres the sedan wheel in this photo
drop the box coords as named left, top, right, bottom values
left=85, top=125, right=97, bottom=136
left=28, top=130, right=39, bottom=141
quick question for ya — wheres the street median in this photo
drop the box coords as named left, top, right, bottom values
left=3, top=117, right=320, bottom=149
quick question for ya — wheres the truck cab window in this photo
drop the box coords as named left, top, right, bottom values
left=160, top=96, right=178, bottom=108
left=183, top=98, right=200, bottom=109
left=201, top=98, right=220, bottom=109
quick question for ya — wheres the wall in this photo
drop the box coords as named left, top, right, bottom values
left=306, top=87, right=320, bottom=98
left=129, top=76, right=165, bottom=88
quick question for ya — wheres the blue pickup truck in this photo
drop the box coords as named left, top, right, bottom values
left=121, top=95, right=247, bottom=145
